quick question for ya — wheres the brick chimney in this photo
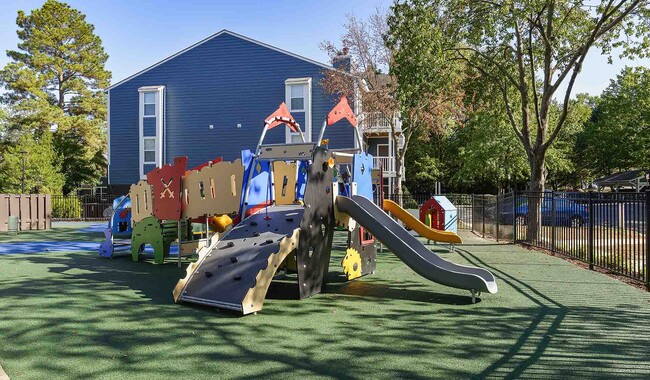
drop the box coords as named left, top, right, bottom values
left=332, top=47, right=351, bottom=72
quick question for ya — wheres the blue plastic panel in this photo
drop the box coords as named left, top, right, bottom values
left=296, top=160, right=309, bottom=200
left=352, top=153, right=373, bottom=200
left=240, top=149, right=272, bottom=214
left=111, top=195, right=133, bottom=236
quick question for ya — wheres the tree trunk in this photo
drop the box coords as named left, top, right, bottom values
left=58, top=73, right=65, bottom=111
left=525, top=154, right=546, bottom=243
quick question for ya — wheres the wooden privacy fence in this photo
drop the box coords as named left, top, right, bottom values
left=0, top=194, right=51, bottom=232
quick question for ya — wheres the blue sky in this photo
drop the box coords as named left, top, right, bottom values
left=0, top=0, right=648, bottom=97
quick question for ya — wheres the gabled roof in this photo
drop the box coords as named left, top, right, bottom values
left=594, top=169, right=649, bottom=186
left=107, top=29, right=333, bottom=91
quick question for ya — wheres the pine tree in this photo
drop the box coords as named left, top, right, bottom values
left=0, top=0, right=111, bottom=194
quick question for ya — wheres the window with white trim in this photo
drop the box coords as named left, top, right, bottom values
left=138, top=86, right=165, bottom=179
left=143, top=137, right=156, bottom=164
left=143, top=92, right=156, bottom=117
left=285, top=78, right=311, bottom=144
left=289, top=84, right=305, bottom=111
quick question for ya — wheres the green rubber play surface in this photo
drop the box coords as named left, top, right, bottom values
left=0, top=224, right=649, bottom=379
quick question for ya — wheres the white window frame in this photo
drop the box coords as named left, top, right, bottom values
left=138, top=85, right=165, bottom=179
left=143, top=92, right=157, bottom=118
left=288, top=83, right=305, bottom=112
left=285, top=77, right=311, bottom=143
left=142, top=137, right=157, bottom=164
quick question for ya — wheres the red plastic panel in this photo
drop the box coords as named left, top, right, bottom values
left=326, top=96, right=357, bottom=127
left=266, top=102, right=300, bottom=132
left=359, top=226, right=374, bottom=245
left=420, top=198, right=446, bottom=231
left=191, top=157, right=223, bottom=171
left=146, top=156, right=188, bottom=221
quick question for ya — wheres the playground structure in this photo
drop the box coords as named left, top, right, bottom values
left=383, top=199, right=462, bottom=244
left=420, top=196, right=459, bottom=234
left=99, top=96, right=498, bottom=315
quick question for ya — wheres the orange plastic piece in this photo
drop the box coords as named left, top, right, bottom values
left=265, top=102, right=300, bottom=132
left=208, top=214, right=233, bottom=233
left=327, top=96, right=357, bottom=127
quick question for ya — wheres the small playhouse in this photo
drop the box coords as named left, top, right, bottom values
left=419, top=196, right=458, bottom=233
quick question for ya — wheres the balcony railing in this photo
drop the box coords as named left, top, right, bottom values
left=373, top=156, right=395, bottom=174
left=362, top=112, right=401, bottom=134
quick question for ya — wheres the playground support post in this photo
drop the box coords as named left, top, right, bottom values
left=645, top=189, right=649, bottom=290
left=588, top=191, right=594, bottom=270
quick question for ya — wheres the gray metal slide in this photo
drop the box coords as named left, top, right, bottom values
left=336, top=195, right=498, bottom=294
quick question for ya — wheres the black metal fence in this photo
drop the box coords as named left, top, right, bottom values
left=51, top=194, right=115, bottom=221
left=385, top=191, right=650, bottom=286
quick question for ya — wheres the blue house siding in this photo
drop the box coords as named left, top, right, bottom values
left=366, top=137, right=389, bottom=156
left=108, top=31, right=354, bottom=185
left=143, top=118, right=156, bottom=136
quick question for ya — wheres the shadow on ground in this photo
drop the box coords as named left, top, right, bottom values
left=0, top=230, right=649, bottom=379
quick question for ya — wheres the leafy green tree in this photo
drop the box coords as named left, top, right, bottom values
left=1, top=0, right=110, bottom=194
left=545, top=93, right=594, bottom=189
left=388, top=0, right=649, bottom=240
left=577, top=66, right=650, bottom=178
left=385, top=3, right=466, bottom=200
left=404, top=129, right=450, bottom=194
left=0, top=130, right=64, bottom=194
left=404, top=79, right=592, bottom=194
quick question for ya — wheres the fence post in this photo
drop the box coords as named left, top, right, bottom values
left=551, top=191, right=556, bottom=254
left=496, top=194, right=500, bottom=242
left=513, top=191, right=517, bottom=243
left=482, top=194, right=486, bottom=238
left=588, top=191, right=594, bottom=270
left=645, top=189, right=650, bottom=290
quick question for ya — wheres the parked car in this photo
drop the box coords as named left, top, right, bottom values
left=501, top=196, right=589, bottom=227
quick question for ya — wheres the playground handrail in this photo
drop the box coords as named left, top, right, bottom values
left=255, top=102, right=305, bottom=153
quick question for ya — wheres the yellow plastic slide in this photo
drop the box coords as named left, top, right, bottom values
left=382, top=199, right=462, bottom=244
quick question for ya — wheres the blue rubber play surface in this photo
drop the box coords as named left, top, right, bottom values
left=0, top=241, right=179, bottom=255
left=78, top=223, right=109, bottom=233
left=0, top=241, right=100, bottom=255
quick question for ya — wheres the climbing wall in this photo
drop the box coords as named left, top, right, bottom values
left=295, top=147, right=335, bottom=299
left=175, top=205, right=303, bottom=314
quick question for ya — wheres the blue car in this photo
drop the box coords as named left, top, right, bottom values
left=511, top=197, right=589, bottom=227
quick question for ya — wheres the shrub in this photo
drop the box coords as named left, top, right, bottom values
left=52, top=196, right=82, bottom=219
